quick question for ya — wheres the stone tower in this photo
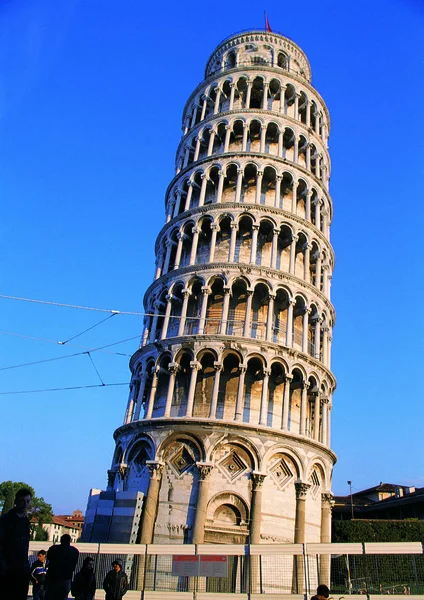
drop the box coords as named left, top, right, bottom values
left=109, top=30, right=336, bottom=551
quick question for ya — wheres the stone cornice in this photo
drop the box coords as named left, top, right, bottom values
left=129, top=333, right=336, bottom=388
left=166, top=153, right=332, bottom=216
left=156, top=202, right=334, bottom=263
left=176, top=108, right=331, bottom=167
left=113, top=417, right=338, bottom=465
left=144, top=261, right=336, bottom=321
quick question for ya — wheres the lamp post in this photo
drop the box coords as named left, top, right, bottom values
left=347, top=480, right=354, bottom=519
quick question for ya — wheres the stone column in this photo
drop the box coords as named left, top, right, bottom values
left=306, top=100, right=311, bottom=128
left=281, top=374, right=292, bottom=431
left=189, top=226, right=200, bottom=265
left=154, top=250, right=164, bottom=280
left=229, top=83, right=236, bottom=110
left=198, top=286, right=211, bottom=334
left=224, top=125, right=231, bottom=152
left=133, top=373, right=148, bottom=421
left=305, top=189, right=311, bottom=221
left=294, top=93, right=299, bottom=121
left=162, top=239, right=174, bottom=275
left=321, top=398, right=329, bottom=444
left=145, top=367, right=159, bottom=419
left=234, top=365, right=247, bottom=421
left=173, top=191, right=182, bottom=218
left=303, top=243, right=310, bottom=282
left=327, top=403, right=332, bottom=446
left=124, top=382, right=136, bottom=424
left=262, top=82, right=269, bottom=110
left=177, top=289, right=190, bottom=336
left=250, top=225, right=259, bottom=264
left=242, top=122, right=249, bottom=151
left=235, top=168, right=243, bottom=202
left=314, top=392, right=321, bottom=440
left=313, top=317, right=321, bottom=360
left=322, top=326, right=329, bottom=367
left=245, top=81, right=252, bottom=108
left=228, top=222, right=238, bottom=262
left=315, top=253, right=322, bottom=290
left=320, top=493, right=334, bottom=586
left=219, top=286, right=231, bottom=334
left=186, top=361, right=201, bottom=416
left=209, top=223, right=219, bottom=262
left=259, top=369, right=271, bottom=426
left=306, top=142, right=311, bottom=170
left=207, top=130, right=215, bottom=156
left=199, top=175, right=208, bottom=206
left=174, top=233, right=184, bottom=269
left=148, top=300, right=163, bottom=344
left=255, top=170, right=263, bottom=204
left=139, top=462, right=164, bottom=543
left=302, top=308, right=310, bottom=353
left=192, top=463, right=214, bottom=543
left=299, top=381, right=309, bottom=436
left=289, top=235, right=298, bottom=275
left=164, top=362, right=179, bottom=417
left=193, top=136, right=201, bottom=162
left=286, top=299, right=295, bottom=347
left=160, top=294, right=173, bottom=339
left=271, top=228, right=279, bottom=269
left=250, top=472, right=267, bottom=543
left=200, top=96, right=207, bottom=121
left=274, top=175, right=282, bottom=208
left=266, top=294, right=275, bottom=342
left=291, top=179, right=298, bottom=213
left=293, top=136, right=299, bottom=163
left=216, top=170, right=225, bottom=203
left=214, top=89, right=221, bottom=114
left=327, top=334, right=332, bottom=370
left=292, top=482, right=310, bottom=594
left=243, top=290, right=253, bottom=337
left=209, top=362, right=223, bottom=418
left=185, top=181, right=193, bottom=210
left=260, top=126, right=266, bottom=153
left=279, top=85, right=286, bottom=113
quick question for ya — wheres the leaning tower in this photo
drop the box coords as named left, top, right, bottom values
left=109, top=30, right=336, bottom=556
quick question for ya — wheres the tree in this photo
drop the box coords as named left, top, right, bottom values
left=0, top=480, right=53, bottom=527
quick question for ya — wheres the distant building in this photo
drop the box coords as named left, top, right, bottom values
left=55, top=509, right=84, bottom=534
left=31, top=510, right=84, bottom=543
left=333, top=483, right=423, bottom=520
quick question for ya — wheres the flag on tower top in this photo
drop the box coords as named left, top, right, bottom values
left=265, top=12, right=272, bottom=32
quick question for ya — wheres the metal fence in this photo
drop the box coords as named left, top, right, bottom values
left=28, top=541, right=424, bottom=599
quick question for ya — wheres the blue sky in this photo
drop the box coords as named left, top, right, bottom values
left=0, top=0, right=423, bottom=514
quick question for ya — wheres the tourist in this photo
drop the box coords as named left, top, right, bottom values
left=0, top=487, right=32, bottom=600
left=103, top=559, right=129, bottom=600
left=311, top=584, right=330, bottom=600
left=31, top=549, right=48, bottom=600
left=71, top=557, right=96, bottom=600
left=45, top=533, right=79, bottom=600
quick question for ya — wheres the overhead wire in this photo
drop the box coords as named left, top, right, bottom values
left=0, top=294, right=144, bottom=315
left=0, top=330, right=133, bottom=356
left=0, top=334, right=141, bottom=372
left=59, top=313, right=117, bottom=345
left=0, top=383, right=128, bottom=396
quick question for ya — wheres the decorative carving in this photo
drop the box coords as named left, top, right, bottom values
left=269, top=458, right=293, bottom=490
left=295, top=481, right=311, bottom=499
left=146, top=461, right=164, bottom=480
left=107, top=469, right=117, bottom=488
left=218, top=450, right=248, bottom=482
left=168, top=446, right=195, bottom=477
left=196, top=462, right=214, bottom=480
left=251, top=472, right=267, bottom=490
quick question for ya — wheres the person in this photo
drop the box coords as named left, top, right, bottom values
left=45, top=533, right=79, bottom=600
left=70, top=557, right=96, bottom=600
left=103, top=559, right=128, bottom=600
left=0, top=487, right=32, bottom=600
left=31, top=550, right=48, bottom=600
left=311, top=584, right=330, bottom=600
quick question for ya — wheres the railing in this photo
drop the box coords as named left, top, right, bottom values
left=28, top=542, right=424, bottom=598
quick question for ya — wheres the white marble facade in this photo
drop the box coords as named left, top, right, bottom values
left=107, top=30, right=336, bottom=565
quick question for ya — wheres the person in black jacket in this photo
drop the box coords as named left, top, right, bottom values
left=45, top=534, right=79, bottom=600
left=103, top=559, right=128, bottom=600
left=71, top=557, right=96, bottom=600
left=0, top=487, right=32, bottom=600
left=31, top=550, right=48, bottom=600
